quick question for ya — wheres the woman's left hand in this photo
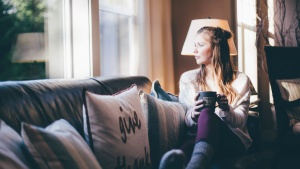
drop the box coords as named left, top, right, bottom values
left=217, top=94, right=229, bottom=111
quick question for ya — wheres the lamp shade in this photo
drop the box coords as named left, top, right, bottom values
left=181, top=19, right=237, bottom=56
left=12, top=33, right=45, bottom=62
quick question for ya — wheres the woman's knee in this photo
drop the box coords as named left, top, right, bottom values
left=197, top=108, right=218, bottom=124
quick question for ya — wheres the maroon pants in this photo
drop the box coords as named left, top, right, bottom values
left=180, top=108, right=246, bottom=163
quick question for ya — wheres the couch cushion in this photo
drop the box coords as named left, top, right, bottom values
left=0, top=120, right=31, bottom=169
left=83, top=85, right=151, bottom=169
left=276, top=78, right=300, bottom=126
left=0, top=78, right=106, bottom=137
left=21, top=119, right=102, bottom=169
left=139, top=90, right=186, bottom=169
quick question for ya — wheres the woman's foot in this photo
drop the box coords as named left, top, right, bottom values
left=186, top=141, right=214, bottom=169
left=159, top=149, right=185, bottom=169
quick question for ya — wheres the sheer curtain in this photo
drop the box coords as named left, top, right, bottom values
left=138, top=0, right=175, bottom=93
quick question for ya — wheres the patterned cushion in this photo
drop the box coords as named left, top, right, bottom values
left=0, top=120, right=31, bottom=169
left=277, top=78, right=300, bottom=126
left=21, top=119, right=102, bottom=169
left=83, top=85, right=151, bottom=169
left=139, top=90, right=187, bottom=169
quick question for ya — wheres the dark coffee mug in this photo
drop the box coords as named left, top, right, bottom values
left=197, top=91, right=217, bottom=110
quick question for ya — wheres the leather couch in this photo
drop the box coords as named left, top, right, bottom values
left=0, top=76, right=261, bottom=169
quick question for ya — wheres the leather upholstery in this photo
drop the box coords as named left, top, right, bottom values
left=0, top=76, right=151, bottom=137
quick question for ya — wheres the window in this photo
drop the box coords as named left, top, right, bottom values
left=237, top=0, right=258, bottom=93
left=0, top=0, right=142, bottom=81
left=99, top=0, right=138, bottom=76
left=47, top=0, right=95, bottom=79
left=0, top=0, right=46, bottom=80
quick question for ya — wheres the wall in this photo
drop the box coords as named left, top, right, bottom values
left=171, top=0, right=237, bottom=94
left=256, top=0, right=277, bottom=142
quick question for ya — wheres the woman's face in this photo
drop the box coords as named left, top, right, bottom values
left=193, top=33, right=213, bottom=66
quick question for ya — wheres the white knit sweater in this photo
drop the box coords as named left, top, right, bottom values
left=178, top=69, right=253, bottom=150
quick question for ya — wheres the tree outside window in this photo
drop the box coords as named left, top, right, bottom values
left=0, top=0, right=45, bottom=81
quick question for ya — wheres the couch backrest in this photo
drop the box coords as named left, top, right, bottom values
left=0, top=76, right=151, bottom=137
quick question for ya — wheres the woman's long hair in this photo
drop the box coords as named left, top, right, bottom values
left=196, top=26, right=237, bottom=103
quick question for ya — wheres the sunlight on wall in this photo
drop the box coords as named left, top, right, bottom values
left=268, top=0, right=275, bottom=104
left=237, top=0, right=258, bottom=96
left=268, top=0, right=275, bottom=46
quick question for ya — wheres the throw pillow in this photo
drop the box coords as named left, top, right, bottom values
left=139, top=90, right=187, bottom=169
left=150, top=79, right=179, bottom=102
left=82, top=85, right=151, bottom=169
left=0, top=120, right=31, bottom=169
left=277, top=78, right=300, bottom=126
left=21, top=119, right=102, bottom=169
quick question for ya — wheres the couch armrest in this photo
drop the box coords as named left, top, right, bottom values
left=247, top=108, right=261, bottom=153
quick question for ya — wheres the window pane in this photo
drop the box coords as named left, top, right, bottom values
left=237, top=0, right=257, bottom=91
left=100, top=0, right=131, bottom=9
left=0, top=0, right=46, bottom=81
left=100, top=9, right=130, bottom=76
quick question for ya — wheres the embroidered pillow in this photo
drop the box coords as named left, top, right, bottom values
left=277, top=78, right=300, bottom=126
left=0, top=120, right=31, bottom=169
left=83, top=85, right=151, bottom=169
left=21, top=119, right=102, bottom=169
left=139, top=90, right=187, bottom=169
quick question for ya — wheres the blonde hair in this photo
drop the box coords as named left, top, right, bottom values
left=196, top=26, right=237, bottom=103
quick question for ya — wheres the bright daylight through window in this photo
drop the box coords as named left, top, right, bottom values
left=99, top=0, right=138, bottom=76
left=0, top=0, right=139, bottom=81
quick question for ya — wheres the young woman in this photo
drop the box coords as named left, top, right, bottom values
left=159, top=26, right=252, bottom=169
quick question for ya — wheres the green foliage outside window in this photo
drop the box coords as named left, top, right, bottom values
left=12, top=0, right=45, bottom=33
left=0, top=0, right=45, bottom=80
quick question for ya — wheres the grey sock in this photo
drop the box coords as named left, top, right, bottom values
left=159, top=149, right=185, bottom=169
left=186, top=141, right=214, bottom=169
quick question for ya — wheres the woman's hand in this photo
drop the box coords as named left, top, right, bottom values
left=217, top=94, right=229, bottom=111
left=191, top=92, right=204, bottom=122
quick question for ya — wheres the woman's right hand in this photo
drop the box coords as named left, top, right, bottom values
left=191, top=92, right=204, bottom=122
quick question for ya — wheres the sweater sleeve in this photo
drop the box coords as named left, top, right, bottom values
left=178, top=70, right=199, bottom=127
left=215, top=73, right=251, bottom=129
left=178, top=70, right=251, bottom=130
